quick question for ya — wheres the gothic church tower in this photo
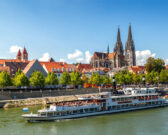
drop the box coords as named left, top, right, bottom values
left=114, top=26, right=124, bottom=55
left=125, top=24, right=136, bottom=66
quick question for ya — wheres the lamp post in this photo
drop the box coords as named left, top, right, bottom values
left=142, top=76, right=146, bottom=87
left=113, top=76, right=116, bottom=91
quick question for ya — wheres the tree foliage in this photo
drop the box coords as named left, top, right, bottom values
left=0, top=70, right=12, bottom=87
left=88, top=73, right=96, bottom=84
left=29, top=71, right=45, bottom=87
left=45, top=72, right=58, bottom=85
left=145, top=57, right=165, bottom=73
left=103, top=75, right=110, bottom=85
left=145, top=71, right=159, bottom=84
left=70, top=71, right=82, bottom=85
left=13, top=70, right=29, bottom=87
left=133, top=73, right=142, bottom=84
left=81, top=74, right=89, bottom=84
left=159, top=69, right=168, bottom=83
left=59, top=71, right=71, bottom=86
left=92, top=73, right=102, bottom=85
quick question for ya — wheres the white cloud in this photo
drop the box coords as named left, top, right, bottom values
left=59, top=58, right=65, bottom=62
left=67, top=49, right=83, bottom=60
left=39, top=52, right=51, bottom=61
left=136, top=50, right=156, bottom=65
left=67, top=49, right=92, bottom=63
left=9, top=45, right=23, bottom=53
left=76, top=57, right=84, bottom=62
left=85, top=51, right=92, bottom=63
left=165, top=59, right=168, bottom=65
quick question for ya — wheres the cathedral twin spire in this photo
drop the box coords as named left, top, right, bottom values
left=113, top=24, right=136, bottom=66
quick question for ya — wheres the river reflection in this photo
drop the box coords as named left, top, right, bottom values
left=0, top=106, right=168, bottom=135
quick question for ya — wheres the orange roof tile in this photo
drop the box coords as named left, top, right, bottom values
left=0, top=66, right=10, bottom=74
left=77, top=63, right=92, bottom=73
left=130, top=66, right=145, bottom=73
left=40, top=62, right=75, bottom=73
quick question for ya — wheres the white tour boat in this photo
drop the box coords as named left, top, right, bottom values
left=22, top=88, right=168, bottom=122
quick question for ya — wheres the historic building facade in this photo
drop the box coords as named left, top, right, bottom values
left=90, top=24, right=136, bottom=69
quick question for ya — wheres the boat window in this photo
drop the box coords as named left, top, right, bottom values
left=117, top=98, right=120, bottom=101
left=112, top=99, right=116, bottom=102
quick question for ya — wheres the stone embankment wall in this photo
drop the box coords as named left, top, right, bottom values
left=0, top=88, right=111, bottom=100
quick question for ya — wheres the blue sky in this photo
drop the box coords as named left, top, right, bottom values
left=0, top=0, right=168, bottom=65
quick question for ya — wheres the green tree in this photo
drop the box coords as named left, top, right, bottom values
left=13, top=72, right=29, bottom=87
left=153, top=58, right=165, bottom=73
left=59, top=71, right=71, bottom=86
left=0, top=70, right=12, bottom=87
left=92, top=73, right=102, bottom=85
left=89, top=72, right=96, bottom=84
left=159, top=69, right=168, bottom=83
left=103, top=75, right=110, bottom=85
left=45, top=72, right=58, bottom=85
left=125, top=72, right=133, bottom=84
left=29, top=71, right=45, bottom=87
left=146, top=71, right=159, bottom=84
left=145, top=57, right=165, bottom=73
left=15, top=68, right=22, bottom=77
left=133, top=73, right=142, bottom=84
left=70, top=71, right=82, bottom=85
left=81, top=74, right=89, bottom=84
left=145, top=57, right=155, bottom=73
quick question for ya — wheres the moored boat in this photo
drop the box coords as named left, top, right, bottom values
left=22, top=87, right=168, bottom=122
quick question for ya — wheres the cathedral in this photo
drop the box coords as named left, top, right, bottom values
left=90, top=24, right=136, bottom=69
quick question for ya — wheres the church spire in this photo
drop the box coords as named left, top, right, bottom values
left=125, top=24, right=136, bottom=66
left=127, top=24, right=132, bottom=41
left=117, top=26, right=121, bottom=42
left=107, top=44, right=109, bottom=54
left=114, top=26, right=123, bottom=55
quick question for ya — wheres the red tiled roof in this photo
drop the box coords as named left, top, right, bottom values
left=40, top=62, right=75, bottom=73
left=0, top=66, right=10, bottom=74
left=77, top=63, right=92, bottom=73
left=130, top=66, right=145, bottom=73
left=0, top=59, right=29, bottom=65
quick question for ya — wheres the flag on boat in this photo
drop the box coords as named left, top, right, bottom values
left=23, top=108, right=28, bottom=112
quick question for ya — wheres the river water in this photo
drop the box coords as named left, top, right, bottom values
left=0, top=106, right=168, bottom=135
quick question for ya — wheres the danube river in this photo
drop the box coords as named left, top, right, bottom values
left=0, top=106, right=168, bottom=135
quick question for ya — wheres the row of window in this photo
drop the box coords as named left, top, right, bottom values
left=112, top=95, right=159, bottom=102
left=108, top=101, right=162, bottom=110
left=51, top=68, right=74, bottom=72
